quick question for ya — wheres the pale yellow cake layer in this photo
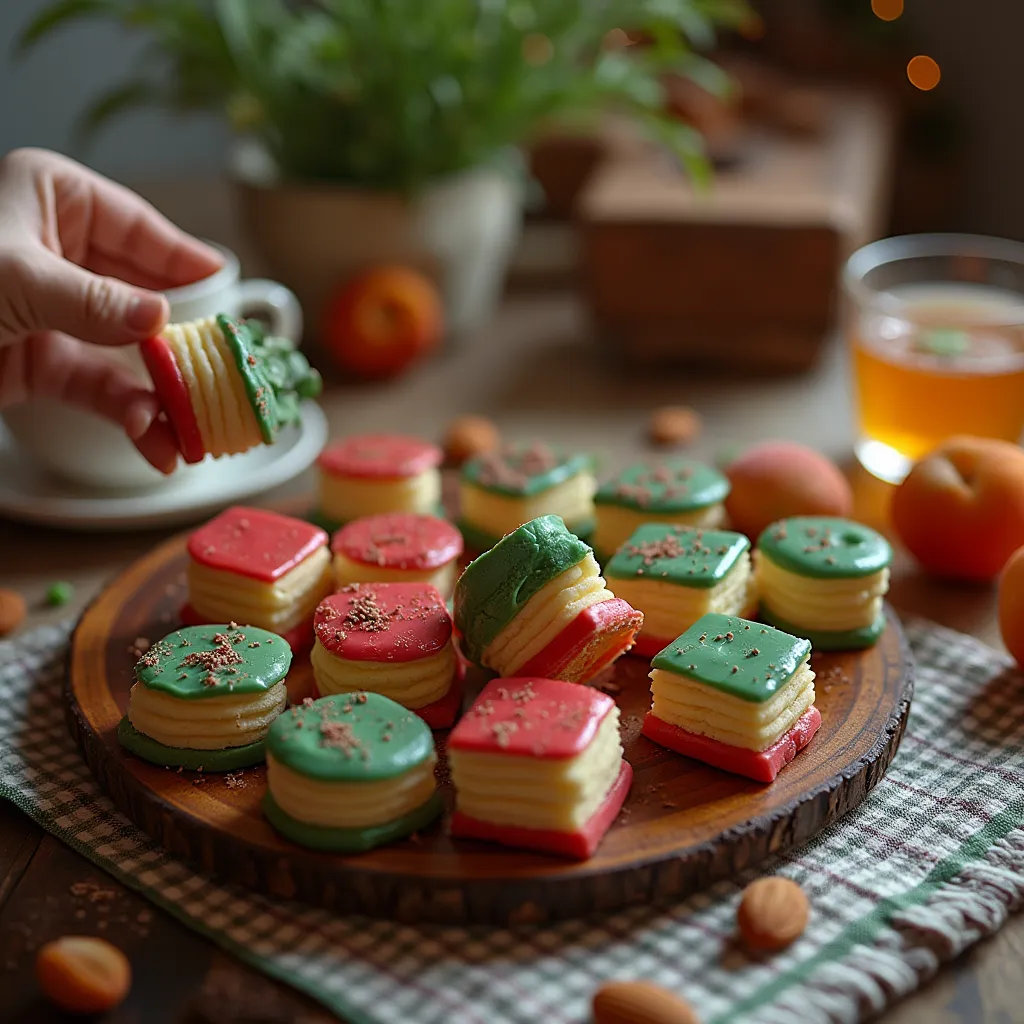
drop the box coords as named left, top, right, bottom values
left=592, top=502, right=726, bottom=559
left=311, top=638, right=457, bottom=708
left=756, top=551, right=890, bottom=630
left=318, top=469, right=441, bottom=522
left=266, top=751, right=437, bottom=828
left=610, top=553, right=757, bottom=644
left=460, top=472, right=596, bottom=540
left=481, top=553, right=615, bottom=676
left=332, top=551, right=458, bottom=601
left=449, top=709, right=622, bottom=831
left=650, top=663, right=815, bottom=751
left=127, top=680, right=286, bottom=750
left=188, top=547, right=333, bottom=633
left=163, top=317, right=263, bottom=457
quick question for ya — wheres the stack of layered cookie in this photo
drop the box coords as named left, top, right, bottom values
left=118, top=431, right=892, bottom=860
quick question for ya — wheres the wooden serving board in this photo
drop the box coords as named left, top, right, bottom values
left=67, top=532, right=913, bottom=925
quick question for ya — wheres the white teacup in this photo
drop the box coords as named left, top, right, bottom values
left=1, top=244, right=302, bottom=490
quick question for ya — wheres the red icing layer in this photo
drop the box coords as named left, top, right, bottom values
left=139, top=335, right=205, bottom=464
left=188, top=507, right=327, bottom=583
left=314, top=583, right=452, bottom=663
left=448, top=676, right=614, bottom=759
left=450, top=760, right=632, bottom=859
left=518, top=598, right=643, bottom=685
left=642, top=706, right=822, bottom=783
left=179, top=602, right=315, bottom=655
left=332, top=513, right=462, bottom=571
left=317, top=434, right=442, bottom=480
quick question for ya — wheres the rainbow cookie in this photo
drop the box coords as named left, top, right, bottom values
left=141, top=315, right=321, bottom=464
left=592, top=458, right=730, bottom=562
left=458, top=441, right=596, bottom=552
left=454, top=515, right=642, bottom=684
left=311, top=583, right=462, bottom=729
left=604, top=524, right=758, bottom=658
left=756, top=517, right=892, bottom=650
left=117, top=624, right=290, bottom=770
left=315, top=434, right=443, bottom=529
left=264, top=692, right=442, bottom=852
left=448, top=677, right=631, bottom=858
left=332, top=512, right=463, bottom=600
left=182, top=506, right=332, bottom=653
left=642, top=613, right=819, bottom=783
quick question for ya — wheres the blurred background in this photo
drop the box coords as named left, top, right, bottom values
left=3, top=0, right=1021, bottom=234
left=4, top=0, right=1024, bottom=498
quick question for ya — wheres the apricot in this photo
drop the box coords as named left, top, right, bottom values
left=891, top=436, right=1024, bottom=582
left=723, top=442, right=853, bottom=540
left=322, top=265, right=442, bottom=378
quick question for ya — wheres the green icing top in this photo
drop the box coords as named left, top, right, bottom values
left=651, top=613, right=810, bottom=702
left=758, top=516, right=892, bottom=579
left=604, top=524, right=749, bottom=589
left=595, top=458, right=729, bottom=512
left=462, top=442, right=594, bottom=497
left=266, top=692, right=434, bottom=782
left=454, top=515, right=591, bottom=664
left=218, top=315, right=322, bottom=444
left=135, top=625, right=292, bottom=700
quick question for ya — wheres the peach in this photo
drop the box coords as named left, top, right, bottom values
left=322, top=266, right=443, bottom=378
left=891, top=436, right=1024, bottom=582
left=723, top=442, right=853, bottom=540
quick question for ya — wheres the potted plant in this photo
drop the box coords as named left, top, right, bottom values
left=19, top=0, right=744, bottom=342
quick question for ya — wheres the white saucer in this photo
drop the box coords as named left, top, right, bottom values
left=0, top=403, right=328, bottom=531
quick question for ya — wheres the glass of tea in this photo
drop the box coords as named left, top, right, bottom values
left=844, top=234, right=1024, bottom=483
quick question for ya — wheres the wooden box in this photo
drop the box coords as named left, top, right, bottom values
left=579, top=91, right=894, bottom=372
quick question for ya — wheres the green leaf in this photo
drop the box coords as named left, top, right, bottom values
left=15, top=0, right=123, bottom=55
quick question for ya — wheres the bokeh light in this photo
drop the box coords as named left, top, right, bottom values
left=871, top=0, right=904, bottom=22
left=603, top=28, right=631, bottom=51
left=522, top=33, right=553, bottom=66
left=907, top=55, right=942, bottom=91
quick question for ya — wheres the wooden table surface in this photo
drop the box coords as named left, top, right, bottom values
left=0, top=182, right=1020, bottom=1023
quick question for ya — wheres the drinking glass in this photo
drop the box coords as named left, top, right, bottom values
left=844, top=234, right=1024, bottom=483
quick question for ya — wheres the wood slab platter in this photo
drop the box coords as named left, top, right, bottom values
left=67, top=531, right=914, bottom=925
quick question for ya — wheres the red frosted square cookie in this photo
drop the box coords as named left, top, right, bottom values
left=184, top=506, right=332, bottom=641
left=189, top=506, right=328, bottom=583
left=447, top=677, right=630, bottom=858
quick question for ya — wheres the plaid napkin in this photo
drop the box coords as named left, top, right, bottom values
left=2, top=620, right=1024, bottom=1024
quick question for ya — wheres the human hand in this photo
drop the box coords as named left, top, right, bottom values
left=0, top=148, right=223, bottom=473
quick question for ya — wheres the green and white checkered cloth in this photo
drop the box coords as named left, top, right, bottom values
left=2, top=620, right=1024, bottom=1024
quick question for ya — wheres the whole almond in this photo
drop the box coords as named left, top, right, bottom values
left=36, top=936, right=132, bottom=1014
left=592, top=980, right=700, bottom=1024
left=0, top=588, right=26, bottom=636
left=737, top=877, right=809, bottom=951
left=443, top=415, right=500, bottom=466
left=649, top=407, right=701, bottom=448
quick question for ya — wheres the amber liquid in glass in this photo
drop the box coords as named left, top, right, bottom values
left=852, top=284, right=1024, bottom=479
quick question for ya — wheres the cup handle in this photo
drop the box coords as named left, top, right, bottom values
left=236, top=279, right=304, bottom=342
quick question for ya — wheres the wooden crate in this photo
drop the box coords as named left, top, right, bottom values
left=579, top=91, right=895, bottom=372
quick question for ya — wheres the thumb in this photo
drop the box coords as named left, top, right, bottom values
left=0, top=248, right=168, bottom=347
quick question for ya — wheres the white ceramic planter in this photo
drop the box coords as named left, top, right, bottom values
left=232, top=144, right=523, bottom=342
